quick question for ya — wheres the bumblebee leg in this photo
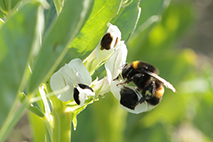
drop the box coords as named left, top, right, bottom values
left=113, top=74, right=120, bottom=81
left=138, top=96, right=146, bottom=104
left=137, top=81, right=155, bottom=105
left=142, top=81, right=155, bottom=99
left=116, top=78, right=133, bottom=86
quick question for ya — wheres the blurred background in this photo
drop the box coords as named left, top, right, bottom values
left=6, top=0, right=213, bottom=141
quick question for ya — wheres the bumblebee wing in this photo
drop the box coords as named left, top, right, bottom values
left=144, top=71, right=177, bottom=93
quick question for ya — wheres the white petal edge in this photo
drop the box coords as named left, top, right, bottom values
left=107, top=23, right=122, bottom=48
left=105, top=41, right=127, bottom=84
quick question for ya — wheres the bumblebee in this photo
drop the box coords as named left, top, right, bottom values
left=113, top=61, right=176, bottom=112
left=114, top=61, right=158, bottom=90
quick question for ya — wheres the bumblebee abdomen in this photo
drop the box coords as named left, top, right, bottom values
left=146, top=96, right=161, bottom=106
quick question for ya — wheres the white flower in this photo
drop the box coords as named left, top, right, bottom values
left=50, top=23, right=130, bottom=108
left=83, top=23, right=122, bottom=75
left=50, top=58, right=94, bottom=105
left=91, top=77, right=110, bottom=96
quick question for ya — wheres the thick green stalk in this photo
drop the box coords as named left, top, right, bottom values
left=52, top=110, right=72, bottom=142
left=50, top=96, right=72, bottom=142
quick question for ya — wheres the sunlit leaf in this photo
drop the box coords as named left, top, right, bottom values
left=61, top=0, right=122, bottom=63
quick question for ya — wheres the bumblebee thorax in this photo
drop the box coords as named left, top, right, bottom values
left=132, top=61, right=140, bottom=69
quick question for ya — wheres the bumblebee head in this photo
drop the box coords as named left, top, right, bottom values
left=121, top=63, right=132, bottom=78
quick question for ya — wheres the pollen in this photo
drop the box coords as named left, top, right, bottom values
left=145, top=90, right=152, bottom=99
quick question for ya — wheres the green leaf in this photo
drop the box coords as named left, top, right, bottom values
left=0, top=2, right=42, bottom=128
left=0, top=0, right=20, bottom=15
left=44, top=0, right=57, bottom=34
left=28, top=0, right=93, bottom=94
left=19, top=92, right=45, bottom=117
left=128, top=0, right=170, bottom=52
left=61, top=0, right=122, bottom=64
left=0, top=99, right=28, bottom=142
left=111, top=0, right=141, bottom=41
left=129, top=2, right=194, bottom=61
left=53, top=0, right=64, bottom=14
left=137, top=0, right=168, bottom=27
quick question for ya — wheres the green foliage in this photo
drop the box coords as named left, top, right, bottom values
left=28, top=0, right=93, bottom=94
left=0, top=0, right=20, bottom=15
left=0, top=2, right=41, bottom=128
left=0, top=0, right=212, bottom=142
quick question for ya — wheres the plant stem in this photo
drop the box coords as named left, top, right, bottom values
left=52, top=109, right=72, bottom=142
left=50, top=96, right=72, bottom=142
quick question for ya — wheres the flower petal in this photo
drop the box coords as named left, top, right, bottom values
left=67, top=58, right=92, bottom=85
left=105, top=41, right=127, bottom=84
left=92, top=77, right=110, bottom=96
left=100, top=23, right=121, bottom=50
left=83, top=23, right=123, bottom=75
left=50, top=58, right=92, bottom=102
left=110, top=81, right=122, bottom=101
left=50, top=66, right=74, bottom=101
left=73, top=84, right=95, bottom=106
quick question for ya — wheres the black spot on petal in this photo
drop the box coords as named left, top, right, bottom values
left=74, top=88, right=80, bottom=105
left=100, top=33, right=113, bottom=50
left=78, top=83, right=94, bottom=92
